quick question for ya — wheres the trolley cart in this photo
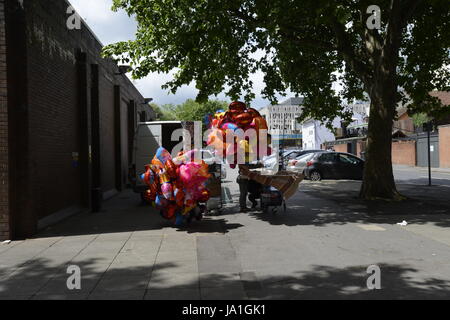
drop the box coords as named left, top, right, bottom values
left=205, top=162, right=223, bottom=214
left=242, top=165, right=304, bottom=214
left=260, top=186, right=287, bottom=214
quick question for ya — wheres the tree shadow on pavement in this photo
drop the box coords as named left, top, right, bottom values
left=174, top=217, right=243, bottom=234
left=36, top=191, right=243, bottom=238
left=247, top=180, right=450, bottom=228
left=253, top=264, right=450, bottom=299
left=1, top=257, right=449, bottom=299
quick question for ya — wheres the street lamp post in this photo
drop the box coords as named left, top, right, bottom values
left=427, top=121, right=432, bottom=186
left=280, top=110, right=286, bottom=170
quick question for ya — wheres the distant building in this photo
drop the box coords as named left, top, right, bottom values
left=301, top=118, right=341, bottom=150
left=322, top=93, right=450, bottom=168
left=302, top=102, right=370, bottom=152
left=259, top=97, right=303, bottom=147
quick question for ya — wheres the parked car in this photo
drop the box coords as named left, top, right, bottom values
left=300, top=152, right=364, bottom=181
left=282, top=149, right=316, bottom=160
left=200, top=149, right=226, bottom=179
left=287, top=152, right=325, bottom=173
left=264, top=149, right=324, bottom=170
left=283, top=149, right=324, bottom=163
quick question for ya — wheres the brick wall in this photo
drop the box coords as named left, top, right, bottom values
left=99, top=73, right=116, bottom=193
left=392, top=140, right=416, bottom=166
left=356, top=141, right=367, bottom=159
left=3, top=0, right=146, bottom=239
left=394, top=113, right=414, bottom=134
left=438, top=125, right=450, bottom=168
left=26, top=0, right=82, bottom=219
left=334, top=144, right=347, bottom=153
left=0, top=0, right=9, bottom=240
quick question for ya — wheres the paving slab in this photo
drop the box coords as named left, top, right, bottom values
left=88, top=290, right=144, bottom=300
left=31, top=293, right=89, bottom=300
left=155, top=249, right=197, bottom=264
left=145, top=288, right=200, bottom=300
left=0, top=275, right=54, bottom=297
left=0, top=241, right=23, bottom=255
left=93, top=274, right=150, bottom=292
left=199, top=273, right=242, bottom=288
left=36, top=272, right=101, bottom=295
left=148, top=272, right=199, bottom=289
left=200, top=286, right=247, bottom=300
left=197, top=236, right=242, bottom=274
left=110, top=253, right=156, bottom=265
left=153, top=259, right=198, bottom=274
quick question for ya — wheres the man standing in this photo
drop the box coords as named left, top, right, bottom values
left=248, top=179, right=262, bottom=209
left=237, top=166, right=250, bottom=212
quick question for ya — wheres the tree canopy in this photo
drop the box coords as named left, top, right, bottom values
left=149, top=103, right=175, bottom=121
left=150, top=99, right=228, bottom=121
left=103, top=0, right=450, bottom=199
left=104, top=0, right=449, bottom=121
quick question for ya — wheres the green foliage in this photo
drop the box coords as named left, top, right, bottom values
left=171, top=99, right=228, bottom=121
left=150, top=99, right=228, bottom=121
left=150, top=103, right=175, bottom=120
left=411, top=112, right=431, bottom=128
left=103, top=0, right=450, bottom=124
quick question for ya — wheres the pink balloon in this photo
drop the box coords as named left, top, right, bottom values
left=161, top=182, right=174, bottom=200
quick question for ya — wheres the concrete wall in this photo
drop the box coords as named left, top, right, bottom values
left=392, top=140, right=416, bottom=166
left=439, top=125, right=450, bottom=168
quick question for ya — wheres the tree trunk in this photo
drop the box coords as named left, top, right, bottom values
left=359, top=80, right=404, bottom=201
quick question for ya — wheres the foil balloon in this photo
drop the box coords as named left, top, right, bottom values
left=140, top=147, right=211, bottom=225
left=207, top=101, right=271, bottom=166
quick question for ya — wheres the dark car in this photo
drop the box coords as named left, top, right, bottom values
left=303, top=152, right=364, bottom=181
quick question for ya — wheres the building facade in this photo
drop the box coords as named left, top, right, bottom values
left=302, top=102, right=370, bottom=152
left=301, top=118, right=340, bottom=150
left=323, top=94, right=450, bottom=166
left=259, top=97, right=303, bottom=147
left=0, top=0, right=154, bottom=240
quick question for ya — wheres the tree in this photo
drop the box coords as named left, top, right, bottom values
left=150, top=99, right=228, bottom=121
left=411, top=112, right=431, bottom=130
left=150, top=103, right=176, bottom=120
left=103, top=0, right=450, bottom=200
left=172, top=99, right=228, bottom=121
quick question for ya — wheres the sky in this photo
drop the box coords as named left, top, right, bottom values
left=69, top=0, right=291, bottom=109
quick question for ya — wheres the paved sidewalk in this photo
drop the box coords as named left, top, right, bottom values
left=1, top=171, right=450, bottom=299
left=394, top=164, right=450, bottom=174
left=0, top=191, right=242, bottom=300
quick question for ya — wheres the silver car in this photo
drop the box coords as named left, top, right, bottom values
left=201, top=149, right=227, bottom=179
left=287, top=152, right=320, bottom=173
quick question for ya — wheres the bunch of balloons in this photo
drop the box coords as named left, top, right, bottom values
left=206, top=101, right=272, bottom=166
left=141, top=147, right=211, bottom=225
